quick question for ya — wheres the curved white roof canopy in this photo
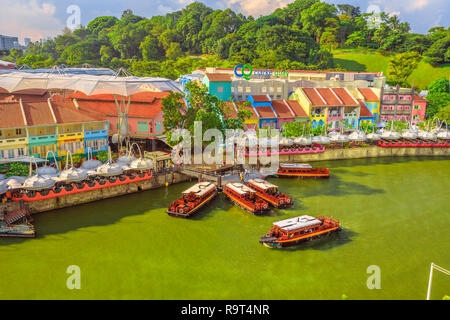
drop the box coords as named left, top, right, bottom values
left=0, top=72, right=182, bottom=96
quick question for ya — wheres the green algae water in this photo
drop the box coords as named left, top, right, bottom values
left=1, top=156, right=449, bottom=300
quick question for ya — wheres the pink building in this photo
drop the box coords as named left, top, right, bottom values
left=412, top=95, right=427, bottom=123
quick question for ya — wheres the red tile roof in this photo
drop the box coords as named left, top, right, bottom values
left=252, top=94, right=271, bottom=102
left=302, top=88, right=327, bottom=106
left=69, top=91, right=170, bottom=103
left=358, top=88, right=379, bottom=101
left=51, top=101, right=105, bottom=124
left=357, top=99, right=373, bottom=118
left=0, top=102, right=26, bottom=128
left=302, top=88, right=357, bottom=107
left=22, top=101, right=55, bottom=126
left=205, top=73, right=232, bottom=82
left=235, top=101, right=258, bottom=119
left=413, top=94, right=427, bottom=102
left=271, top=100, right=294, bottom=118
left=332, top=88, right=358, bottom=106
left=285, top=100, right=308, bottom=118
left=257, top=106, right=276, bottom=118
left=223, top=101, right=238, bottom=119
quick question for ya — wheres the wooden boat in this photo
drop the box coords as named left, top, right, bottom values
left=166, top=182, right=218, bottom=218
left=276, top=163, right=329, bottom=179
left=0, top=221, right=35, bottom=238
left=245, top=178, right=293, bottom=209
left=259, top=215, right=341, bottom=248
left=223, top=182, right=269, bottom=215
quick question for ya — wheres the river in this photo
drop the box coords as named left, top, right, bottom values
left=0, top=156, right=449, bottom=299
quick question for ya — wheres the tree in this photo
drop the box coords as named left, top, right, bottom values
left=387, top=52, right=422, bottom=86
left=87, top=16, right=118, bottom=35
left=424, top=32, right=450, bottom=65
left=426, top=77, right=450, bottom=118
left=9, top=48, right=23, bottom=60
left=6, top=162, right=29, bottom=177
left=140, top=35, right=163, bottom=61
left=165, top=42, right=184, bottom=60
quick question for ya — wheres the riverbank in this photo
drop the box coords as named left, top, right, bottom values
left=1, top=171, right=190, bottom=215
left=260, top=146, right=450, bottom=163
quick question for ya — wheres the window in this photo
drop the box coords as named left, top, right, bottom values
left=270, top=86, right=274, bottom=92
left=262, top=87, right=267, bottom=93
left=8, top=149, right=14, bottom=158
left=156, top=122, right=162, bottom=133
left=18, top=148, right=25, bottom=156
left=238, top=86, right=243, bottom=93
left=245, top=87, right=251, bottom=93
left=137, top=121, right=148, bottom=133
left=414, top=105, right=421, bottom=110
left=16, top=129, right=22, bottom=135
left=413, top=115, right=420, bottom=120
left=217, top=86, right=223, bottom=93
left=277, top=87, right=282, bottom=93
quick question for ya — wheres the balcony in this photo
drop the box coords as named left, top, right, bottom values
left=0, top=136, right=28, bottom=147
left=28, top=134, right=58, bottom=145
left=58, top=131, right=83, bottom=141
left=84, top=129, right=108, bottom=140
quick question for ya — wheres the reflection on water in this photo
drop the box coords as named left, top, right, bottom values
left=0, top=156, right=449, bottom=300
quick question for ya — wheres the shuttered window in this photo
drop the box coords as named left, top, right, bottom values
left=137, top=121, right=148, bottom=133
left=156, top=122, right=162, bottom=133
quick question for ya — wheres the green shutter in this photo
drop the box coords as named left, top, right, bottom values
left=156, top=122, right=162, bottom=133
left=137, top=121, right=148, bottom=132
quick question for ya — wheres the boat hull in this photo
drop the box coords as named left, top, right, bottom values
left=260, top=226, right=341, bottom=248
left=166, top=189, right=218, bottom=218
left=276, top=172, right=329, bottom=179
left=224, top=189, right=269, bottom=215
left=254, top=191, right=293, bottom=209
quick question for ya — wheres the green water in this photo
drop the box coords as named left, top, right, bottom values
left=1, top=157, right=449, bottom=300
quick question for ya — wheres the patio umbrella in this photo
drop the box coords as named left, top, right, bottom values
left=0, top=176, right=26, bottom=189
left=0, top=174, right=5, bottom=181
left=312, top=125, right=331, bottom=144
left=402, top=122, right=418, bottom=139
left=81, top=148, right=103, bottom=171
left=380, top=121, right=400, bottom=140
left=22, top=157, right=56, bottom=191
left=36, top=151, right=59, bottom=177
left=96, top=147, right=124, bottom=176
left=348, top=130, right=367, bottom=142
left=128, top=143, right=154, bottom=171
left=58, top=151, right=88, bottom=182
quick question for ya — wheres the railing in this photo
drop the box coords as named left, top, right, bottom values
left=0, top=137, right=27, bottom=146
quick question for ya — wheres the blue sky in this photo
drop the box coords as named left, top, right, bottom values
left=0, top=0, right=448, bottom=43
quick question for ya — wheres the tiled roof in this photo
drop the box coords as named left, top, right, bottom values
left=51, top=101, right=105, bottom=124
left=252, top=94, right=271, bottom=102
left=235, top=101, right=259, bottom=119
left=22, top=101, right=55, bottom=126
left=0, top=102, right=26, bottom=128
left=271, top=100, right=294, bottom=118
left=223, top=101, right=238, bottom=119
left=205, top=73, right=232, bottom=82
left=358, top=88, right=379, bottom=101
left=302, top=88, right=357, bottom=107
left=357, top=99, right=373, bottom=118
left=69, top=91, right=170, bottom=103
left=332, top=88, right=358, bottom=106
left=413, top=94, right=427, bottom=102
left=285, top=100, right=308, bottom=118
left=257, top=106, right=276, bottom=119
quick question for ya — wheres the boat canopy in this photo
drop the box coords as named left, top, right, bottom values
left=248, top=178, right=278, bottom=191
left=226, top=183, right=255, bottom=195
left=182, top=182, right=216, bottom=197
left=279, top=163, right=312, bottom=169
left=273, top=215, right=321, bottom=231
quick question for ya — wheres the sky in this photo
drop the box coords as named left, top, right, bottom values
left=0, top=0, right=448, bottom=43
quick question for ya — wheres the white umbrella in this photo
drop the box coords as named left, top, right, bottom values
left=0, top=176, right=26, bottom=189
left=36, top=151, right=59, bottom=177
left=402, top=122, right=418, bottom=139
left=81, top=147, right=102, bottom=170
left=58, top=151, right=88, bottom=182
left=367, top=132, right=381, bottom=141
left=381, top=121, right=400, bottom=140
left=0, top=183, right=7, bottom=195
left=96, top=147, right=123, bottom=176
left=128, top=143, right=154, bottom=171
left=0, top=174, right=5, bottom=181
left=312, top=125, right=330, bottom=144
left=279, top=137, right=293, bottom=146
left=22, top=157, right=55, bottom=191
left=348, top=130, right=367, bottom=142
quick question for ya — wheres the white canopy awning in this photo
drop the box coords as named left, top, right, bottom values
left=0, top=72, right=183, bottom=96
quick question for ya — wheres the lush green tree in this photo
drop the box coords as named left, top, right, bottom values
left=424, top=32, right=450, bottom=65
left=87, top=16, right=119, bottom=35
left=140, top=35, right=164, bottom=61
left=387, top=52, right=422, bottom=86
left=165, top=42, right=184, bottom=60
left=6, top=162, right=29, bottom=177
left=426, top=77, right=450, bottom=118
left=9, top=48, right=23, bottom=60
left=300, top=2, right=338, bottom=43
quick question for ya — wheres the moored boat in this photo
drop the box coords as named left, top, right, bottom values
left=259, top=215, right=341, bottom=248
left=276, top=163, right=329, bottom=179
left=245, top=178, right=293, bottom=209
left=167, top=182, right=218, bottom=218
left=223, top=182, right=269, bottom=215
left=0, top=220, right=35, bottom=238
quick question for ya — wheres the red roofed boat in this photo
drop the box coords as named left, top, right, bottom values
left=260, top=215, right=341, bottom=248
left=223, top=182, right=269, bottom=215
left=245, top=179, right=293, bottom=209
left=167, top=182, right=218, bottom=218
left=276, top=163, right=329, bottom=179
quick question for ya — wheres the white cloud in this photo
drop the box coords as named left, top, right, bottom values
left=227, top=0, right=291, bottom=17
left=0, top=0, right=64, bottom=43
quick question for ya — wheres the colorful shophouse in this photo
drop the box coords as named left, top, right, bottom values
left=355, top=88, right=380, bottom=123
left=291, top=88, right=360, bottom=129
left=202, top=73, right=232, bottom=101
left=357, top=99, right=375, bottom=127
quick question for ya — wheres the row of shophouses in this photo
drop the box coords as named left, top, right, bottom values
left=182, top=68, right=427, bottom=130
left=0, top=89, right=168, bottom=162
